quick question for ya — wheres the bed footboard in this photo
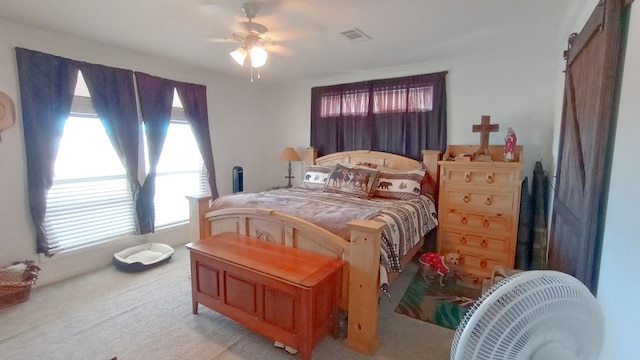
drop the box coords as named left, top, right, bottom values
left=186, top=195, right=385, bottom=354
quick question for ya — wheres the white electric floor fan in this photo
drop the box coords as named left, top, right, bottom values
left=450, top=270, right=604, bottom=360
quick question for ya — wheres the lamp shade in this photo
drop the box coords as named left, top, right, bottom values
left=250, top=45, right=268, bottom=68
left=230, top=47, right=247, bottom=66
left=278, top=147, right=301, bottom=162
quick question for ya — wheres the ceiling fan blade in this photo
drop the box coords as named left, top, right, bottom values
left=268, top=44, right=294, bottom=56
left=207, top=37, right=238, bottom=43
left=264, top=29, right=304, bottom=42
left=207, top=31, right=244, bottom=44
left=256, top=10, right=325, bottom=42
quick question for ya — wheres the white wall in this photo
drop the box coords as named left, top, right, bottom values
left=597, top=4, right=640, bottom=359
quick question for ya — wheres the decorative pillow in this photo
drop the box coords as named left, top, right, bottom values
left=298, top=165, right=333, bottom=190
left=323, top=164, right=379, bottom=198
left=373, top=168, right=428, bottom=199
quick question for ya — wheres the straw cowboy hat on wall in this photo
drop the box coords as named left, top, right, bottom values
left=0, top=90, right=16, bottom=139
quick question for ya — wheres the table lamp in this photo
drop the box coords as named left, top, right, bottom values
left=278, top=147, right=302, bottom=188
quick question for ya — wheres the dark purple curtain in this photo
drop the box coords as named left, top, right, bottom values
left=175, top=82, right=219, bottom=199
left=79, top=64, right=144, bottom=232
left=135, top=72, right=220, bottom=230
left=15, top=48, right=78, bottom=255
left=311, top=71, right=447, bottom=161
left=134, top=72, right=174, bottom=233
left=310, top=82, right=372, bottom=153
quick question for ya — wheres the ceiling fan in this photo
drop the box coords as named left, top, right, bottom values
left=210, top=2, right=276, bottom=80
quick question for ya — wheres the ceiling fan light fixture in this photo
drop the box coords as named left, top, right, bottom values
left=224, top=2, right=271, bottom=80
left=230, top=47, right=248, bottom=66
left=250, top=45, right=267, bottom=68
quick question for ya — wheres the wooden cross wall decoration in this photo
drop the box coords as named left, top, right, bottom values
left=472, top=115, right=499, bottom=161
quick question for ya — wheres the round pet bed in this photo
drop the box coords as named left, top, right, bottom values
left=113, top=243, right=174, bottom=272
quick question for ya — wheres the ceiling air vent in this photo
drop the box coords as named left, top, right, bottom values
left=340, top=27, right=371, bottom=42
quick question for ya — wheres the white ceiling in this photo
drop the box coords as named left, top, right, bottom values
left=0, top=0, right=577, bottom=81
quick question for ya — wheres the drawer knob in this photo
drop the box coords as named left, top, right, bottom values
left=480, top=260, right=487, bottom=268
left=486, top=174, right=494, bottom=183
left=463, top=195, right=470, bottom=203
left=461, top=217, right=468, bottom=225
left=464, top=172, right=471, bottom=182
left=483, top=219, right=490, bottom=227
left=485, top=196, right=492, bottom=205
left=460, top=237, right=467, bottom=245
left=481, top=240, right=488, bottom=248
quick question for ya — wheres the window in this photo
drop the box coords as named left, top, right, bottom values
left=373, top=86, right=433, bottom=114
left=151, top=94, right=209, bottom=228
left=320, top=89, right=369, bottom=117
left=319, top=85, right=433, bottom=117
left=44, top=115, right=136, bottom=253
left=43, top=71, right=207, bottom=254
left=153, top=121, right=207, bottom=227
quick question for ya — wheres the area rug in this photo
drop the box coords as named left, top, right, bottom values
left=395, top=269, right=482, bottom=330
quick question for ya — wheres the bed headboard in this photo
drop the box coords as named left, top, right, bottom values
left=303, top=148, right=441, bottom=195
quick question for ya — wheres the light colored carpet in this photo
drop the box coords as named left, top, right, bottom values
left=0, top=245, right=454, bottom=360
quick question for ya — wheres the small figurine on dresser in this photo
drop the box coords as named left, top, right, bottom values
left=504, top=127, right=517, bottom=161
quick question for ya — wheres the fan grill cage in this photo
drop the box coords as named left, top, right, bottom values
left=450, top=270, right=604, bottom=360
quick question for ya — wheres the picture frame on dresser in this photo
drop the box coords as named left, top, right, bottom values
left=437, top=145, right=524, bottom=286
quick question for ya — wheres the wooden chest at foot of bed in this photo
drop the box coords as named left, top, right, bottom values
left=186, top=232, right=344, bottom=360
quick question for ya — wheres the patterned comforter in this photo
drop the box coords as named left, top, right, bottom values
left=209, top=187, right=438, bottom=273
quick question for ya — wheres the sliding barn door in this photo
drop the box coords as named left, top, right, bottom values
left=548, top=0, right=631, bottom=294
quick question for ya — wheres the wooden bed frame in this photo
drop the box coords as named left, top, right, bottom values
left=186, top=148, right=441, bottom=355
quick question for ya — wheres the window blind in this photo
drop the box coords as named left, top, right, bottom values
left=44, top=176, right=136, bottom=254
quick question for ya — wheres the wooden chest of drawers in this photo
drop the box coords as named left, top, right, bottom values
left=437, top=145, right=524, bottom=282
